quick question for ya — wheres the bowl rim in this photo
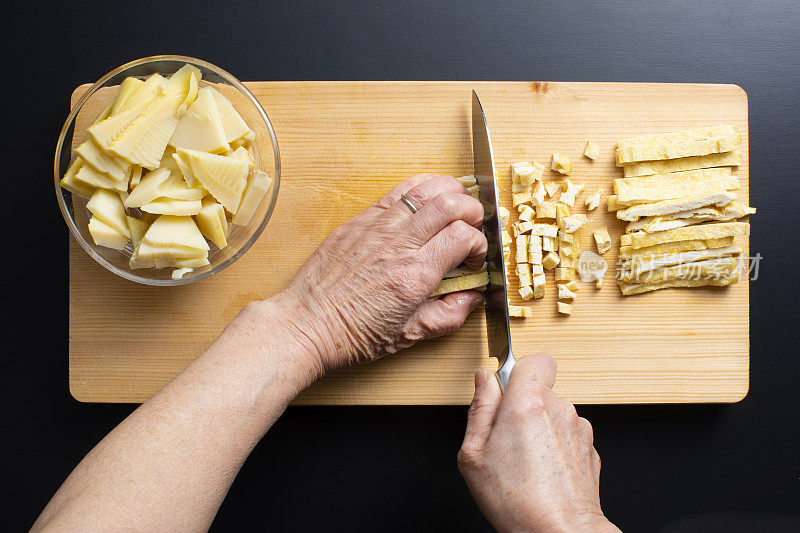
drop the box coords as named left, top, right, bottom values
left=54, top=54, right=281, bottom=286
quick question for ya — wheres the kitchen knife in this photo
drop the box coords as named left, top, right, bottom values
left=472, top=90, right=516, bottom=390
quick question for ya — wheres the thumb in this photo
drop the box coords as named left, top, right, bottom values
left=461, top=370, right=502, bottom=454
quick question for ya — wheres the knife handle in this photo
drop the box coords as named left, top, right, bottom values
left=494, top=349, right=516, bottom=393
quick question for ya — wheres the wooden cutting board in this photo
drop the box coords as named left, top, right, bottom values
left=68, top=81, right=750, bottom=404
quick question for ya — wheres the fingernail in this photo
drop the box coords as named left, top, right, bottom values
left=474, top=370, right=489, bottom=389
left=468, top=293, right=484, bottom=311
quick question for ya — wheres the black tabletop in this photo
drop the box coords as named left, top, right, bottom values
left=6, top=1, right=800, bottom=531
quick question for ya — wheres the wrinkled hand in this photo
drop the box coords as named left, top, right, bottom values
left=277, top=174, right=487, bottom=372
left=458, top=355, right=619, bottom=533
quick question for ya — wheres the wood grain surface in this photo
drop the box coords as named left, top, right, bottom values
left=67, top=81, right=750, bottom=404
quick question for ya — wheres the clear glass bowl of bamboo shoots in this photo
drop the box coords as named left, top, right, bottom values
left=54, top=55, right=280, bottom=285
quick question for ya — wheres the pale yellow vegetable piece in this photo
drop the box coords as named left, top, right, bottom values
left=86, top=188, right=131, bottom=238
left=60, top=159, right=94, bottom=199
left=498, top=206, right=510, bottom=228
left=559, top=255, right=576, bottom=269
left=616, top=191, right=737, bottom=222
left=624, top=246, right=741, bottom=278
left=542, top=235, right=557, bottom=252
left=171, top=267, right=194, bottom=280
left=515, top=235, right=529, bottom=264
left=229, top=146, right=255, bottom=170
left=532, top=273, right=546, bottom=298
left=555, top=203, right=571, bottom=228
left=124, top=167, right=172, bottom=208
left=626, top=202, right=755, bottom=233
left=551, top=153, right=572, bottom=175
left=619, top=237, right=734, bottom=259
left=512, top=190, right=531, bottom=206
left=501, top=229, right=512, bottom=248
left=512, top=181, right=530, bottom=194
left=129, top=165, right=143, bottom=188
left=625, top=217, right=705, bottom=234
left=531, top=264, right=544, bottom=276
left=508, top=305, right=534, bottom=318
left=140, top=215, right=209, bottom=254
left=519, top=285, right=534, bottom=301
left=126, top=215, right=149, bottom=249
left=625, top=222, right=749, bottom=249
left=555, top=267, right=575, bottom=282
left=559, top=241, right=575, bottom=257
left=195, top=198, right=229, bottom=249
left=457, top=174, right=477, bottom=188
left=170, top=87, right=230, bottom=154
left=543, top=182, right=561, bottom=198
left=558, top=180, right=585, bottom=207
left=172, top=150, right=196, bottom=187
left=118, top=73, right=166, bottom=113
left=584, top=189, right=602, bottom=211
left=430, top=271, right=489, bottom=297
left=607, top=195, right=621, bottom=211
left=615, top=125, right=741, bottom=165
left=557, top=284, right=576, bottom=300
left=593, top=227, right=612, bottom=255
left=620, top=256, right=739, bottom=284
left=560, top=214, right=588, bottom=234
left=88, top=217, right=129, bottom=250
left=466, top=184, right=479, bottom=199
left=158, top=174, right=207, bottom=201
left=542, top=251, right=560, bottom=269
left=73, top=159, right=128, bottom=192
left=531, top=181, right=546, bottom=206
left=208, top=86, right=253, bottom=143
left=537, top=201, right=556, bottom=219
left=528, top=223, right=559, bottom=238
left=75, top=139, right=131, bottom=182
left=528, top=235, right=543, bottom=265
left=618, top=270, right=741, bottom=296
left=511, top=161, right=544, bottom=186
left=177, top=72, right=199, bottom=118
left=557, top=231, right=574, bottom=244
left=518, top=205, right=535, bottom=222
left=613, top=168, right=737, bottom=206
left=178, top=148, right=249, bottom=213
left=584, top=141, right=600, bottom=160
left=565, top=280, right=579, bottom=292
left=141, top=198, right=203, bottom=216
left=110, top=65, right=202, bottom=169
left=110, top=77, right=145, bottom=115
left=556, top=302, right=573, bottom=315
left=622, top=149, right=742, bottom=177
left=87, top=106, right=144, bottom=150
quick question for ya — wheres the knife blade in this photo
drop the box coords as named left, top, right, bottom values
left=472, top=90, right=516, bottom=390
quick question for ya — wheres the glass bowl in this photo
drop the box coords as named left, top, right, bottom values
left=54, top=55, right=280, bottom=285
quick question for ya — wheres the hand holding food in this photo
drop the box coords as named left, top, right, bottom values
left=273, top=174, right=488, bottom=370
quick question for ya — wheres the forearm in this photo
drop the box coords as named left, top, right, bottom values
left=34, top=297, right=322, bottom=532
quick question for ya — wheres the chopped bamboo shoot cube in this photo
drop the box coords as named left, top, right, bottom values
left=508, top=305, right=534, bottom=318
left=519, top=285, right=534, bottom=301
left=537, top=201, right=557, bottom=219
left=593, top=227, right=612, bottom=255
left=551, top=153, right=572, bottom=175
left=584, top=141, right=600, bottom=160
left=557, top=284, right=576, bottom=300
left=542, top=252, right=560, bottom=270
